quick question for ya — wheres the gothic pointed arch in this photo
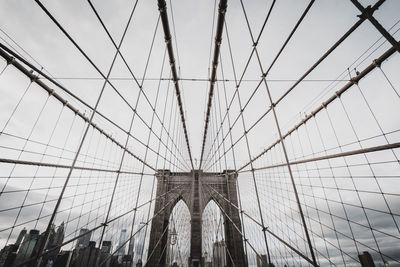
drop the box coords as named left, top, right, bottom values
left=147, top=170, right=246, bottom=267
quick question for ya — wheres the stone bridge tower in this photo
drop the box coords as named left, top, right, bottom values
left=146, top=170, right=246, bottom=267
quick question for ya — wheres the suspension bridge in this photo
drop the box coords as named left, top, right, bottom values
left=0, top=0, right=399, bottom=266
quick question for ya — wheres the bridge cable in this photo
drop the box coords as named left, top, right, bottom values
left=32, top=0, right=187, bottom=172
left=203, top=0, right=387, bottom=171
left=87, top=0, right=191, bottom=170
left=157, top=0, right=195, bottom=170
left=199, top=0, right=228, bottom=170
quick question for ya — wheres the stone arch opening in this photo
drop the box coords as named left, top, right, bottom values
left=202, top=200, right=226, bottom=266
left=147, top=170, right=246, bottom=267
left=166, top=199, right=191, bottom=267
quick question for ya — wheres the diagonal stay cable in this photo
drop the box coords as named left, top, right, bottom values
left=242, top=142, right=400, bottom=173
left=14, top=184, right=184, bottom=267
left=203, top=0, right=314, bottom=169
left=32, top=0, right=187, bottom=171
left=32, top=0, right=148, bottom=263
left=98, top=187, right=186, bottom=266
left=0, top=46, right=155, bottom=172
left=200, top=179, right=316, bottom=266
left=238, top=43, right=398, bottom=172
left=135, top=87, right=174, bottom=261
left=237, top=1, right=371, bottom=263
left=230, top=0, right=318, bottom=264
left=0, top=157, right=152, bottom=176
left=96, top=25, right=168, bottom=256
left=350, top=0, right=400, bottom=53
left=87, top=0, right=191, bottom=170
left=0, top=40, right=185, bottom=171
left=203, top=0, right=386, bottom=170
left=0, top=42, right=184, bottom=171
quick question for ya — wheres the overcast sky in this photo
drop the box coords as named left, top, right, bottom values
left=0, top=0, right=400, bottom=266
left=0, top=0, right=398, bottom=163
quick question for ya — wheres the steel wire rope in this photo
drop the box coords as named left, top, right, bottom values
left=87, top=1, right=191, bottom=171
left=203, top=1, right=387, bottom=171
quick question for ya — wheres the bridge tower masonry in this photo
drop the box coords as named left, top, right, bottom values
left=146, top=170, right=246, bottom=267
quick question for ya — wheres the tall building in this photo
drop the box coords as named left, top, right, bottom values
left=72, top=228, right=92, bottom=266
left=53, top=222, right=65, bottom=248
left=54, top=250, right=73, bottom=267
left=256, top=254, right=268, bottom=267
left=73, top=241, right=99, bottom=267
left=212, top=241, right=226, bottom=267
left=359, top=251, right=376, bottom=267
left=128, top=226, right=136, bottom=257
left=75, top=228, right=91, bottom=250
left=99, top=241, right=112, bottom=267
left=0, top=244, right=18, bottom=267
left=13, top=229, right=40, bottom=267
left=133, top=228, right=145, bottom=264
left=44, top=224, right=56, bottom=251
left=121, top=254, right=133, bottom=267
left=132, top=214, right=146, bottom=264
left=117, top=229, right=127, bottom=256
left=110, top=255, right=119, bottom=267
left=0, top=228, right=28, bottom=266
left=15, top=228, right=27, bottom=246
left=101, top=241, right=112, bottom=254
left=40, top=222, right=65, bottom=267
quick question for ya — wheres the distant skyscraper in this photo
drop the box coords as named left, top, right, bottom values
left=75, top=228, right=91, bottom=250
left=212, top=241, right=226, bottom=267
left=99, top=241, right=112, bottom=267
left=54, top=250, right=73, bottom=267
left=128, top=226, right=136, bottom=257
left=73, top=241, right=99, bottom=267
left=117, top=229, right=127, bottom=256
left=53, top=222, right=65, bottom=248
left=134, top=228, right=145, bottom=264
left=41, top=222, right=65, bottom=267
left=359, top=251, right=376, bottom=267
left=13, top=229, right=40, bottom=267
left=256, top=254, right=268, bottom=267
left=44, top=224, right=56, bottom=251
left=121, top=254, right=133, bottom=267
left=101, top=241, right=112, bottom=254
left=0, top=244, right=18, bottom=267
left=15, top=228, right=27, bottom=246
